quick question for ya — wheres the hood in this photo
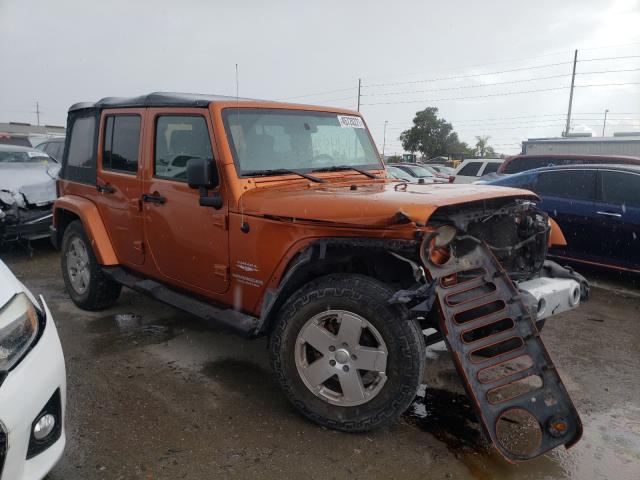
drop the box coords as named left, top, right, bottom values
left=0, top=163, right=60, bottom=207
left=239, top=181, right=537, bottom=227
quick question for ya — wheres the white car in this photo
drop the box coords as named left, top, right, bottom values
left=0, top=260, right=66, bottom=480
left=453, top=158, right=503, bottom=183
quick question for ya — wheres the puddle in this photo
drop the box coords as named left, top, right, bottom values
left=405, top=386, right=640, bottom=480
left=89, top=313, right=177, bottom=354
left=201, top=359, right=276, bottom=396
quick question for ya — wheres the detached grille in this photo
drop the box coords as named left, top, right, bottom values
left=0, top=425, right=7, bottom=479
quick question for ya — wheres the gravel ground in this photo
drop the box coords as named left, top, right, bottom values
left=2, top=242, right=639, bottom=480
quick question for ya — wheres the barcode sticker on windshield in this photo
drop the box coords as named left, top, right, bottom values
left=337, top=115, right=365, bottom=129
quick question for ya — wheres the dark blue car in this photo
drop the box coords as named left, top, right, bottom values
left=486, top=164, right=640, bottom=274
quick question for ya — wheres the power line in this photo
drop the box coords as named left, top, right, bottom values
left=362, top=86, right=570, bottom=106
left=363, top=81, right=640, bottom=106
left=277, top=86, right=356, bottom=101
left=361, top=67, right=640, bottom=98
left=363, top=61, right=575, bottom=88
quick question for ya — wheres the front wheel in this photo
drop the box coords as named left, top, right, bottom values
left=61, top=220, right=121, bottom=311
left=269, top=274, right=425, bottom=432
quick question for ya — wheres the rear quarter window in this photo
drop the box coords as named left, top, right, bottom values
left=62, top=114, right=98, bottom=184
left=458, top=162, right=482, bottom=176
left=482, top=162, right=501, bottom=175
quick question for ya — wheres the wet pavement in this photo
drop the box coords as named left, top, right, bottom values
left=2, top=242, right=640, bottom=480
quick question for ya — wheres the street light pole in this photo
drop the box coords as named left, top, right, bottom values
left=602, top=109, right=609, bottom=137
left=382, top=120, right=388, bottom=158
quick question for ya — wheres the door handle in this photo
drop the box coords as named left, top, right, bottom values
left=97, top=183, right=115, bottom=193
left=596, top=211, right=622, bottom=218
left=142, top=193, right=166, bottom=205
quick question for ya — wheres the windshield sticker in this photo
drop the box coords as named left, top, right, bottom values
left=337, top=115, right=365, bottom=129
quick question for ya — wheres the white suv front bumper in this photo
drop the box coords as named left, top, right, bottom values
left=0, top=297, right=66, bottom=480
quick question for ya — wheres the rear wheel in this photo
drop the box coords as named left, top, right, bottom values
left=269, top=274, right=425, bottom=432
left=61, top=220, right=121, bottom=310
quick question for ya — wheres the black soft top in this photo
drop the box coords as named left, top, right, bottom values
left=68, top=92, right=260, bottom=112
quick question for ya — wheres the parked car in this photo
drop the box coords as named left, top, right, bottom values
left=425, top=164, right=455, bottom=176
left=0, top=259, right=66, bottom=480
left=497, top=154, right=640, bottom=175
left=0, top=133, right=31, bottom=148
left=453, top=158, right=502, bottom=183
left=35, top=138, right=66, bottom=162
left=0, top=145, right=60, bottom=244
left=393, top=164, right=448, bottom=183
left=485, top=164, right=640, bottom=273
left=386, top=165, right=417, bottom=182
left=52, top=92, right=586, bottom=461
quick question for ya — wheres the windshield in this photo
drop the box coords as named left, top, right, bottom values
left=222, top=109, right=382, bottom=176
left=0, top=150, right=52, bottom=163
left=387, top=166, right=414, bottom=181
left=405, top=165, right=434, bottom=178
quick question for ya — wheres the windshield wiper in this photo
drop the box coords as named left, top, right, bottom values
left=312, top=165, right=378, bottom=179
left=242, top=169, right=325, bottom=183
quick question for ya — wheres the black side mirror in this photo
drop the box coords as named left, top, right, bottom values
left=187, top=158, right=218, bottom=189
left=187, top=158, right=223, bottom=209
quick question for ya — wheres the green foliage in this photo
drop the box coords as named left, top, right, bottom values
left=400, top=107, right=467, bottom=159
left=385, top=155, right=402, bottom=163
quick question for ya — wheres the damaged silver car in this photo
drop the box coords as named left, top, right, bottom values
left=0, top=144, right=60, bottom=244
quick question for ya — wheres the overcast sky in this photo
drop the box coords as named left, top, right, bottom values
left=1, top=0, right=639, bottom=154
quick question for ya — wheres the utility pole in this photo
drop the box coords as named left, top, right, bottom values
left=357, top=78, right=361, bottom=112
left=564, top=49, right=578, bottom=137
left=35, top=101, right=41, bottom=126
left=602, top=109, right=609, bottom=136
left=382, top=120, right=388, bottom=158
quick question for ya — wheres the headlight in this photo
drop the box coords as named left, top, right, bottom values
left=0, top=293, right=39, bottom=371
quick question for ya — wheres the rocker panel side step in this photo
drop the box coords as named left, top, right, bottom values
left=102, top=266, right=259, bottom=336
left=425, top=241, right=582, bottom=462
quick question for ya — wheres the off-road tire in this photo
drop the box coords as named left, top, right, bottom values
left=269, top=274, right=425, bottom=432
left=61, top=220, right=121, bottom=310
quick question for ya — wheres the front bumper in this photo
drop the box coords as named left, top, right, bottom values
left=0, top=297, right=66, bottom=480
left=0, top=210, right=53, bottom=243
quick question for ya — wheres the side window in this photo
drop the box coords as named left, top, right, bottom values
left=458, top=162, right=482, bottom=176
left=536, top=170, right=596, bottom=200
left=498, top=172, right=536, bottom=189
left=154, top=116, right=212, bottom=181
left=601, top=171, right=640, bottom=208
left=67, top=116, right=96, bottom=168
left=482, top=162, right=501, bottom=175
left=103, top=115, right=141, bottom=173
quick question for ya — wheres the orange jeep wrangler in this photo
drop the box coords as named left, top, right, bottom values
left=53, top=92, right=588, bottom=461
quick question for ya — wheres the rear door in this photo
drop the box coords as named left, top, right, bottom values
left=592, top=169, right=640, bottom=269
left=95, top=109, right=145, bottom=266
left=141, top=109, right=230, bottom=295
left=534, top=169, right=598, bottom=259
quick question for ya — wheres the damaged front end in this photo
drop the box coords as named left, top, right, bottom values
left=0, top=170, right=58, bottom=244
left=390, top=199, right=586, bottom=461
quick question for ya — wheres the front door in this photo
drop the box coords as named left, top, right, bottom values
left=96, top=109, right=145, bottom=266
left=142, top=109, right=230, bottom=295
left=592, top=169, right=640, bottom=269
left=535, top=168, right=598, bottom=260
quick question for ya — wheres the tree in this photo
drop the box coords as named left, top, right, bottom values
left=385, top=155, right=402, bottom=163
left=475, top=135, right=491, bottom=158
left=400, top=107, right=462, bottom=159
